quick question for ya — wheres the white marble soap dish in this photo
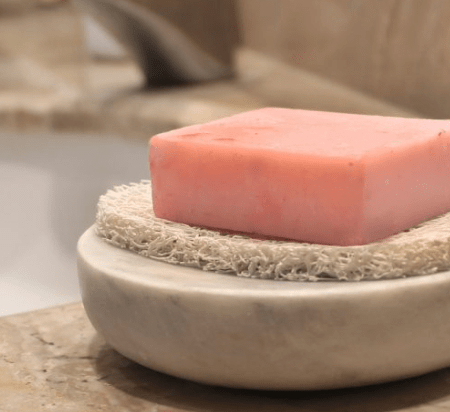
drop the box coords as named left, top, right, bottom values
left=77, top=225, right=450, bottom=390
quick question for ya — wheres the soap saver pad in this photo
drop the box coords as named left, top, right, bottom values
left=95, top=181, right=450, bottom=282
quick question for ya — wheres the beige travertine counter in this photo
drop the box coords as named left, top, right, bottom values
left=2, top=302, right=450, bottom=411
left=0, top=46, right=420, bottom=139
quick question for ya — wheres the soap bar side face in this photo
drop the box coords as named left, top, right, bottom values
left=363, top=131, right=450, bottom=241
left=150, top=135, right=366, bottom=245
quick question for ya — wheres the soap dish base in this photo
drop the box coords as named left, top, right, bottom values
left=77, top=225, right=450, bottom=390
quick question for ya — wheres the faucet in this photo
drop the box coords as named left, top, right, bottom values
left=73, top=0, right=237, bottom=87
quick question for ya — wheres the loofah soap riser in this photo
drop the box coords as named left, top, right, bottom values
left=95, top=182, right=450, bottom=282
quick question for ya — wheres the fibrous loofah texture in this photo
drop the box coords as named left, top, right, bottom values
left=95, top=181, right=450, bottom=281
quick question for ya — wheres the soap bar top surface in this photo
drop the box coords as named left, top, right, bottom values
left=152, top=108, right=449, bottom=157
left=149, top=108, right=450, bottom=246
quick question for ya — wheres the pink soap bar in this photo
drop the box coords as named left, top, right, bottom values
left=149, top=108, right=450, bottom=246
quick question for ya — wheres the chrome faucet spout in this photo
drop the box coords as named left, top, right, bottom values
left=73, top=0, right=236, bottom=87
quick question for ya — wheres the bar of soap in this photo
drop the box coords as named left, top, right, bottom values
left=149, top=108, right=450, bottom=246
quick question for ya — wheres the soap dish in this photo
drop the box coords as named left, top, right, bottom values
left=77, top=225, right=450, bottom=390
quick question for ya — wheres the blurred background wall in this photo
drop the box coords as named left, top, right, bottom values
left=2, top=0, right=450, bottom=119
left=238, top=0, right=450, bottom=118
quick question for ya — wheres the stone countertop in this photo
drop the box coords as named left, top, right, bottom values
left=0, top=3, right=420, bottom=141
left=0, top=46, right=421, bottom=141
left=2, top=303, right=450, bottom=412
